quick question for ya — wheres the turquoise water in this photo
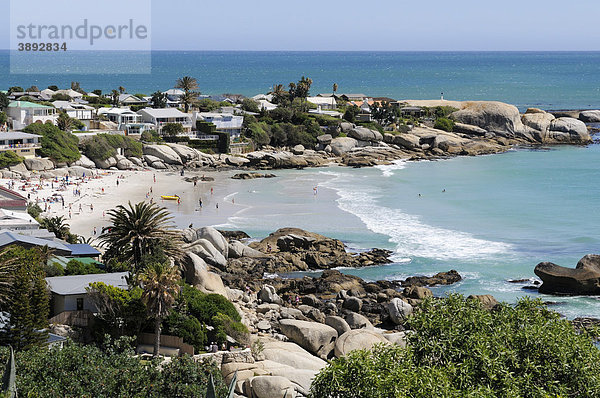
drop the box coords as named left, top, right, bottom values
left=2, top=51, right=600, bottom=110
left=207, top=144, right=600, bottom=319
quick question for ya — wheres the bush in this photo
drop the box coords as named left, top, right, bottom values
left=43, top=262, right=64, bottom=277
left=23, top=123, right=80, bottom=163
left=434, top=117, right=455, bottom=132
left=310, top=294, right=600, bottom=398
left=182, top=285, right=240, bottom=324
left=0, top=150, right=24, bottom=168
left=212, top=312, right=249, bottom=346
left=163, top=311, right=207, bottom=352
left=0, top=342, right=227, bottom=397
left=64, top=259, right=104, bottom=275
left=162, top=123, right=184, bottom=137
left=141, top=129, right=162, bottom=143
left=82, top=134, right=142, bottom=161
left=241, top=98, right=260, bottom=113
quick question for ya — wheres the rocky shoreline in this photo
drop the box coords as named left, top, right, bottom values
left=2, top=101, right=597, bottom=180
left=177, top=225, right=479, bottom=397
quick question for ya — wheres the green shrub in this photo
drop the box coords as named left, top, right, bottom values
left=82, top=134, right=142, bottom=161
left=310, top=294, right=600, bottom=398
left=163, top=311, right=207, bottom=352
left=434, top=117, right=455, bottom=132
left=43, top=262, right=64, bottom=277
left=212, top=313, right=249, bottom=346
left=0, top=150, right=24, bottom=168
left=23, top=123, right=80, bottom=163
left=182, top=285, right=240, bottom=324
left=0, top=342, right=227, bottom=397
left=64, top=259, right=104, bottom=275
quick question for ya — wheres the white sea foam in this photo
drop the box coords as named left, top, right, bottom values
left=322, top=179, right=512, bottom=261
left=374, top=159, right=407, bottom=177
left=223, top=191, right=238, bottom=201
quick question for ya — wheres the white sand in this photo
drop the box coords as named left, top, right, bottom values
left=1, top=169, right=241, bottom=240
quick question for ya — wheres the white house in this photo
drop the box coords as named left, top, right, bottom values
left=137, top=108, right=193, bottom=135
left=0, top=208, right=39, bottom=231
left=307, top=96, right=337, bottom=110
left=54, top=89, right=84, bottom=100
left=6, top=101, right=58, bottom=130
left=252, top=93, right=274, bottom=102
left=97, top=108, right=153, bottom=135
left=45, top=272, right=129, bottom=315
left=0, top=131, right=42, bottom=159
left=118, top=94, right=147, bottom=106
left=52, top=101, right=95, bottom=123
left=192, top=112, right=243, bottom=138
left=256, top=99, right=277, bottom=111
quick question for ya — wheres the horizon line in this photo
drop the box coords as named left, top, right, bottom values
left=2, top=49, right=600, bottom=53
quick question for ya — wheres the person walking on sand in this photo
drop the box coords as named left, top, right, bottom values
left=211, top=187, right=213, bottom=195
left=199, top=198, right=203, bottom=208
left=153, top=174, right=156, bottom=183
left=216, top=203, right=219, bottom=209
left=93, top=227, right=96, bottom=235
left=116, top=179, right=119, bottom=187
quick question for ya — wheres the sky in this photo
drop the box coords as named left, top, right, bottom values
left=2, top=0, right=600, bottom=51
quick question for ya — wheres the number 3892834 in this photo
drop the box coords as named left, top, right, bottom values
left=18, top=43, right=67, bottom=51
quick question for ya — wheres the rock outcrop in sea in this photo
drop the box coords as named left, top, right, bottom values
left=534, top=254, right=600, bottom=295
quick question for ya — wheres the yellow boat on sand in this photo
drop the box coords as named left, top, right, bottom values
left=161, top=195, right=180, bottom=200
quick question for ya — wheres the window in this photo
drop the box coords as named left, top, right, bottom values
left=76, top=297, right=84, bottom=311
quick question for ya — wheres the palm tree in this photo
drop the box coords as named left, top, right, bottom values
left=175, top=76, right=200, bottom=113
left=175, top=76, right=199, bottom=93
left=40, top=216, right=70, bottom=240
left=99, top=202, right=182, bottom=272
left=118, top=86, right=126, bottom=94
left=333, top=83, right=338, bottom=97
left=139, top=262, right=180, bottom=357
left=111, top=90, right=120, bottom=106
left=35, top=245, right=55, bottom=266
left=270, top=84, right=286, bottom=104
left=57, top=111, right=73, bottom=132
left=179, top=91, right=198, bottom=113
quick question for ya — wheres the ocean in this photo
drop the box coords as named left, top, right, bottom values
left=5, top=50, right=600, bottom=317
left=2, top=51, right=600, bottom=110
left=192, top=144, right=600, bottom=320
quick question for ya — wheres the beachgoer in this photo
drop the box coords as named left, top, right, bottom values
left=267, top=243, right=272, bottom=253
left=189, top=223, right=193, bottom=228
left=211, top=187, right=213, bottom=194
left=90, top=204, right=94, bottom=212
left=116, top=180, right=119, bottom=187
left=199, top=198, right=203, bottom=207
left=177, top=198, right=181, bottom=205
left=79, top=204, right=82, bottom=212
left=442, top=189, right=446, bottom=192
left=216, top=203, right=219, bottom=209
left=153, top=174, right=156, bottom=183
left=194, top=180, right=197, bottom=187
left=93, top=227, right=97, bottom=235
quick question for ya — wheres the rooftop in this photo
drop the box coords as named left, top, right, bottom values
left=65, top=243, right=101, bottom=257
left=8, top=101, right=52, bottom=109
left=0, top=230, right=71, bottom=253
left=45, top=272, right=129, bottom=295
left=138, top=108, right=190, bottom=118
left=0, top=131, right=42, bottom=140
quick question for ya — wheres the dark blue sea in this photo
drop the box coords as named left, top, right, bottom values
left=2, top=51, right=600, bottom=110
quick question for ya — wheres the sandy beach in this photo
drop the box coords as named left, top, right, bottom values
left=0, top=168, right=245, bottom=240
